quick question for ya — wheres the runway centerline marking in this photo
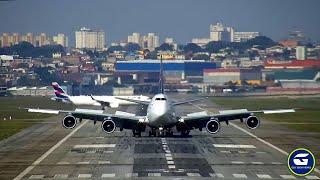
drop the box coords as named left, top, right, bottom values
left=13, top=120, right=88, bottom=180
left=190, top=102, right=320, bottom=175
left=213, top=144, right=256, bottom=149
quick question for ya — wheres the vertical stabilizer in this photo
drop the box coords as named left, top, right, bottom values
left=51, top=82, right=69, bottom=99
left=159, top=56, right=164, bottom=94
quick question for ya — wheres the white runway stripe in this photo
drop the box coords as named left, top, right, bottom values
left=213, top=144, right=256, bottom=149
left=148, top=173, right=161, bottom=177
left=280, top=175, right=296, bottom=179
left=77, top=161, right=90, bottom=164
left=233, top=173, right=248, bottom=178
left=210, top=173, right=224, bottom=178
left=125, top=173, right=138, bottom=177
left=256, top=174, right=272, bottom=179
left=187, top=173, right=201, bottom=177
left=271, top=162, right=283, bottom=165
left=53, top=174, right=68, bottom=179
left=98, top=161, right=110, bottom=164
left=101, top=173, right=115, bottom=178
left=78, top=174, right=92, bottom=178
left=167, top=160, right=174, bottom=164
left=306, top=175, right=320, bottom=179
left=73, top=144, right=116, bottom=148
left=29, top=175, right=44, bottom=179
left=231, top=161, right=245, bottom=164
left=251, top=161, right=264, bottom=165
left=57, top=161, right=69, bottom=165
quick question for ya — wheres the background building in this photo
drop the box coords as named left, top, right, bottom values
left=203, top=68, right=262, bottom=85
left=233, top=32, right=261, bottom=42
left=114, top=60, right=217, bottom=84
left=142, top=33, right=160, bottom=50
left=127, top=32, right=141, bottom=45
left=210, top=23, right=234, bottom=42
left=35, top=33, right=50, bottom=47
left=296, top=46, right=307, bottom=60
left=53, top=33, right=68, bottom=47
left=75, top=27, right=105, bottom=50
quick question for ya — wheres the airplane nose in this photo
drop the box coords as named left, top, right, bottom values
left=154, top=103, right=166, bottom=116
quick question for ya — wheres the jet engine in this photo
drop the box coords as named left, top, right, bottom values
left=101, top=120, right=116, bottom=133
left=245, top=116, right=260, bottom=129
left=206, top=118, right=220, bottom=134
left=62, top=115, right=77, bottom=129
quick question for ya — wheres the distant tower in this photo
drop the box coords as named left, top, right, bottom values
left=75, top=27, right=105, bottom=50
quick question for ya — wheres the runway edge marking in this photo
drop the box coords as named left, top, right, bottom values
left=190, top=102, right=320, bottom=175
left=13, top=120, right=88, bottom=180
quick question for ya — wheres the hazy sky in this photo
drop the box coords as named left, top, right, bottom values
left=0, top=0, right=319, bottom=45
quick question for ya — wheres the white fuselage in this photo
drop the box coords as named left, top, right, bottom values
left=146, top=94, right=177, bottom=127
left=68, top=95, right=150, bottom=108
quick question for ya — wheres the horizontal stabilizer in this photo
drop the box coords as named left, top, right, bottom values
left=187, top=111, right=208, bottom=117
left=115, top=111, right=136, bottom=117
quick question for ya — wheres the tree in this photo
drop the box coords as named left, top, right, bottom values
left=34, top=67, right=62, bottom=85
left=124, top=43, right=141, bottom=52
left=0, top=41, right=65, bottom=58
left=245, top=36, right=277, bottom=49
left=145, top=51, right=157, bottom=59
left=205, top=41, right=230, bottom=53
left=183, top=43, right=203, bottom=54
left=156, top=43, right=173, bottom=51
left=107, top=45, right=124, bottom=53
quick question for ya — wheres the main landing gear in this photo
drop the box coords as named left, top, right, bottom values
left=180, top=129, right=190, bottom=137
left=132, top=129, right=141, bottom=137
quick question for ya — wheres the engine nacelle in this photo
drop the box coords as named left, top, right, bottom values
left=62, top=115, right=77, bottom=129
left=206, top=119, right=220, bottom=134
left=246, top=116, right=260, bottom=129
left=101, top=120, right=116, bottom=133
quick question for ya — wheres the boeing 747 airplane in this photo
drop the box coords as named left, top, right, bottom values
left=51, top=82, right=150, bottom=109
left=26, top=59, right=295, bottom=137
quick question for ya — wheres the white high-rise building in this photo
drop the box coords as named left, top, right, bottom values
left=128, top=32, right=141, bottom=45
left=209, top=23, right=234, bottom=42
left=233, top=32, right=261, bottom=42
left=296, top=46, right=307, bottom=60
left=75, top=27, right=105, bottom=50
left=53, top=33, right=69, bottom=47
left=142, top=33, right=159, bottom=50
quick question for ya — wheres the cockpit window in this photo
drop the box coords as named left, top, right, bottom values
left=155, top=98, right=166, bottom=100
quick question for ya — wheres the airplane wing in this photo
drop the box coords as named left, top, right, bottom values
left=172, top=97, right=208, bottom=106
left=27, top=108, right=146, bottom=130
left=114, top=97, right=150, bottom=105
left=180, top=108, right=295, bottom=131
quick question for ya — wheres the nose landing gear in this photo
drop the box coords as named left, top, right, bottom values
left=148, top=127, right=173, bottom=137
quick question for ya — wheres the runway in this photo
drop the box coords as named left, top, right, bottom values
left=0, top=94, right=319, bottom=179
